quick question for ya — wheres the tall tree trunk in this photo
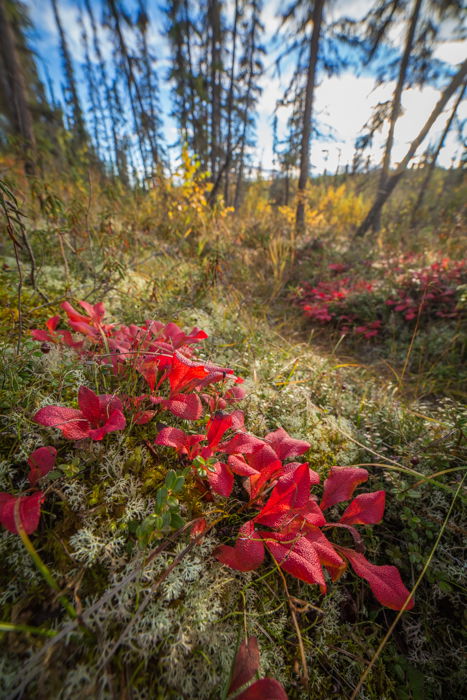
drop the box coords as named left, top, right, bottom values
left=51, top=0, right=86, bottom=145
left=209, top=0, right=222, bottom=182
left=137, top=1, right=160, bottom=167
left=355, top=59, right=467, bottom=237
left=372, top=0, right=423, bottom=232
left=106, top=0, right=154, bottom=177
left=410, top=82, right=466, bottom=226
left=234, top=2, right=260, bottom=210
left=183, top=0, right=204, bottom=162
left=0, top=0, right=36, bottom=174
left=84, top=0, right=116, bottom=173
left=295, top=0, right=325, bottom=233
left=223, top=0, right=239, bottom=205
left=79, top=6, right=102, bottom=159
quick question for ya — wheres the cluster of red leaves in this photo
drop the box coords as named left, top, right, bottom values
left=297, top=276, right=379, bottom=337
left=1, top=299, right=414, bottom=613
left=34, top=386, right=126, bottom=441
left=295, top=258, right=465, bottom=338
left=156, top=414, right=413, bottom=610
left=385, top=259, right=466, bottom=321
left=32, top=299, right=244, bottom=424
left=2, top=301, right=243, bottom=536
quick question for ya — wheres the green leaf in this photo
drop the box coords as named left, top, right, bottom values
left=156, top=486, right=168, bottom=510
left=165, top=469, right=177, bottom=490
left=173, top=476, right=185, bottom=493
left=171, top=513, right=185, bottom=529
left=45, top=470, right=62, bottom=481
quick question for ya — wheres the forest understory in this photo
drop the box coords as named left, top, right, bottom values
left=1, top=0, right=466, bottom=697
left=0, top=156, right=466, bottom=700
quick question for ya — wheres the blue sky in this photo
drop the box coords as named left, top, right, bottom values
left=25, top=0, right=466, bottom=175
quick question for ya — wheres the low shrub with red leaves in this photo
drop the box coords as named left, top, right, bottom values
left=0, top=298, right=414, bottom=614
left=294, top=257, right=466, bottom=340
left=385, top=259, right=466, bottom=322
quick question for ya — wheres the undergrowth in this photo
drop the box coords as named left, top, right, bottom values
left=0, top=166, right=466, bottom=699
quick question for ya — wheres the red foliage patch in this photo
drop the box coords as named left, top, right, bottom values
left=23, top=298, right=415, bottom=610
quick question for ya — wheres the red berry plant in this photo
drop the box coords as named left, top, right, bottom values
left=294, top=258, right=466, bottom=339
left=385, top=258, right=466, bottom=322
left=2, top=299, right=413, bottom=628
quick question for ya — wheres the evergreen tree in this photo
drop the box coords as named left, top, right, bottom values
left=233, top=0, right=264, bottom=208
left=0, top=0, right=37, bottom=173
left=50, top=0, right=87, bottom=146
left=356, top=58, right=467, bottom=236
left=356, top=0, right=465, bottom=235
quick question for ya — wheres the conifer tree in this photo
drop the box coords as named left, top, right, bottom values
left=233, top=0, right=264, bottom=208
left=0, top=0, right=37, bottom=173
left=356, top=0, right=465, bottom=235
left=50, top=0, right=87, bottom=146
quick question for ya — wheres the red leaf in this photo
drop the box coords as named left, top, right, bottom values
left=155, top=427, right=187, bottom=449
left=248, top=444, right=280, bottom=472
left=338, top=547, right=414, bottom=611
left=0, top=491, right=45, bottom=534
left=134, top=410, right=156, bottom=425
left=61, top=301, right=89, bottom=324
left=228, top=636, right=260, bottom=695
left=190, top=518, right=207, bottom=538
left=27, top=446, right=57, bottom=485
left=235, top=678, right=288, bottom=700
left=34, top=405, right=89, bottom=440
left=45, top=315, right=61, bottom=331
left=78, top=386, right=101, bottom=423
left=320, top=466, right=368, bottom=510
left=168, top=353, right=208, bottom=393
left=255, top=463, right=313, bottom=527
left=228, top=455, right=259, bottom=477
left=207, top=462, right=234, bottom=497
left=138, top=359, right=160, bottom=392
left=249, top=459, right=283, bottom=499
left=340, top=491, right=386, bottom=525
left=87, top=408, right=126, bottom=440
left=206, top=412, right=235, bottom=448
left=265, top=427, right=310, bottom=460
left=162, top=393, right=203, bottom=420
left=279, top=461, right=320, bottom=486
left=225, top=385, right=246, bottom=404
left=98, top=393, right=124, bottom=417
left=155, top=427, right=204, bottom=456
left=220, top=433, right=266, bottom=455
left=263, top=531, right=327, bottom=590
left=214, top=521, right=264, bottom=572
left=78, top=300, right=105, bottom=321
left=301, top=499, right=327, bottom=528
left=31, top=329, right=53, bottom=342
left=304, top=527, right=345, bottom=575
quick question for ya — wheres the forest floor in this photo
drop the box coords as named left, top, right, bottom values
left=0, top=183, right=466, bottom=699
